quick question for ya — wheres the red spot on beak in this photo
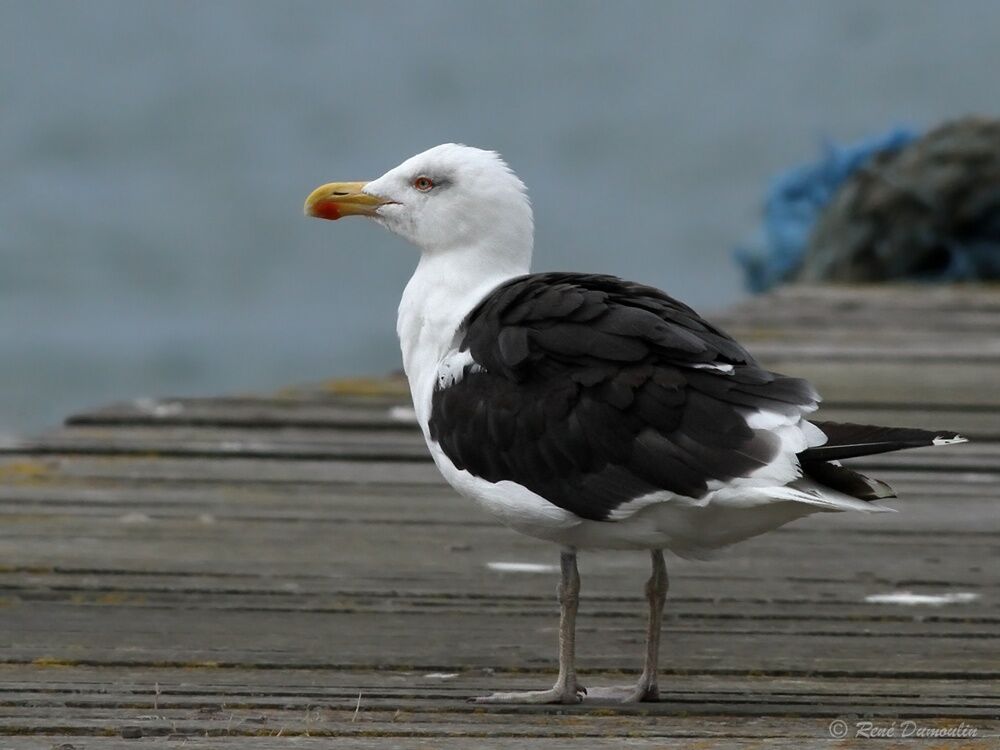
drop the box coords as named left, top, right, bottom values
left=310, top=199, right=342, bottom=221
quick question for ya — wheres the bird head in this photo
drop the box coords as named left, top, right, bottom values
left=304, top=144, right=533, bottom=262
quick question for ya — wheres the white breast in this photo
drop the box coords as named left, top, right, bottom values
left=396, top=252, right=518, bottom=430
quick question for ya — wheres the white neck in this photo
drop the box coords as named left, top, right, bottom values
left=397, top=239, right=531, bottom=425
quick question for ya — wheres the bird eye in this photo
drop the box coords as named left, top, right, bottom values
left=413, top=176, right=435, bottom=192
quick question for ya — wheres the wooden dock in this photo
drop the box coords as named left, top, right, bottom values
left=0, top=284, right=997, bottom=749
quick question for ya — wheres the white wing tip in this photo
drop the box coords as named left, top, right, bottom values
left=933, top=435, right=968, bottom=446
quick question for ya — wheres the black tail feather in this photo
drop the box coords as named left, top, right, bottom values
left=799, top=421, right=967, bottom=462
left=801, top=460, right=896, bottom=501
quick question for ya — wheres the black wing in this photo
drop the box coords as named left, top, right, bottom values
left=428, top=273, right=818, bottom=521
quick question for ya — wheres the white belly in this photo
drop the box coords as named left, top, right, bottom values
left=425, top=438, right=580, bottom=540
left=423, top=436, right=837, bottom=555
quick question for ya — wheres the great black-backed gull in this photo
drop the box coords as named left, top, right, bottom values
left=304, top=144, right=966, bottom=704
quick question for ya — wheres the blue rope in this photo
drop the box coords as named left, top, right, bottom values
left=735, top=127, right=919, bottom=292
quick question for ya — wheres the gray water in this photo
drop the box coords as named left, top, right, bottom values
left=3, top=0, right=999, bottom=432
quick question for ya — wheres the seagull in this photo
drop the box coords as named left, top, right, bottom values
left=304, top=144, right=966, bottom=704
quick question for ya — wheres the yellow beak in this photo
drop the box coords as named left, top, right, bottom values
left=303, top=181, right=390, bottom=221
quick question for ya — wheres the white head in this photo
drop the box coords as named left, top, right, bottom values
left=305, top=144, right=533, bottom=271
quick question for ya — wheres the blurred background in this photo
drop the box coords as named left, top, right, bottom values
left=3, top=0, right=999, bottom=433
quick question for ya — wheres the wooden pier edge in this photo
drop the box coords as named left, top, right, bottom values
left=0, top=284, right=998, bottom=748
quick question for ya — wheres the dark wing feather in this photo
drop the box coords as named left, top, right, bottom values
left=429, top=273, right=819, bottom=521
left=801, top=460, right=896, bottom=501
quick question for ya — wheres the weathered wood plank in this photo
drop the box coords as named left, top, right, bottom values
left=2, top=602, right=994, bottom=677
left=0, top=454, right=443, bottom=485
left=0, top=740, right=935, bottom=750
left=10, top=738, right=998, bottom=750
left=772, top=362, right=1000, bottom=407
left=64, top=397, right=416, bottom=430
left=2, top=666, right=995, bottom=746
left=5, top=665, right=998, bottom=704
left=745, top=341, right=1000, bottom=363
left=716, top=282, right=1000, bottom=311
